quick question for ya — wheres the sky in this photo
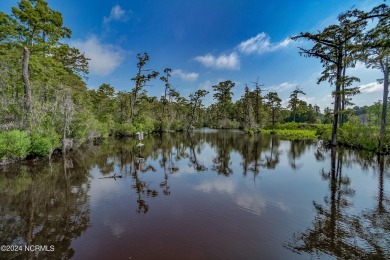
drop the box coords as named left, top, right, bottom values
left=0, top=0, right=387, bottom=110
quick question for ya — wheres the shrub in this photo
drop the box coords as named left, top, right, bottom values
left=72, top=111, right=111, bottom=141
left=114, top=122, right=137, bottom=136
left=338, top=123, right=379, bottom=151
left=0, top=130, right=31, bottom=160
left=315, top=124, right=332, bottom=141
left=133, top=116, right=156, bottom=133
left=30, top=130, right=61, bottom=156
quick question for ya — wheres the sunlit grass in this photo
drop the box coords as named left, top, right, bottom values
left=260, top=129, right=318, bottom=140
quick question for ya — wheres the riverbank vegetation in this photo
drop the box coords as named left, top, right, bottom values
left=0, top=1, right=390, bottom=164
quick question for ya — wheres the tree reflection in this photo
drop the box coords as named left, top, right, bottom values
left=263, top=136, right=280, bottom=169
left=239, top=134, right=266, bottom=181
left=131, top=146, right=158, bottom=214
left=286, top=148, right=390, bottom=258
left=187, top=132, right=207, bottom=172
left=288, top=140, right=308, bottom=170
left=212, top=133, right=233, bottom=176
left=0, top=156, right=90, bottom=259
left=158, top=135, right=173, bottom=196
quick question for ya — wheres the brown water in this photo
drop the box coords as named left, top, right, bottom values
left=1, top=129, right=389, bottom=259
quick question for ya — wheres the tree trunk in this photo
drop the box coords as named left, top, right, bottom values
left=272, top=107, right=275, bottom=125
left=255, top=89, right=260, bottom=124
left=340, top=66, right=346, bottom=127
left=62, top=96, right=68, bottom=154
left=332, top=87, right=340, bottom=146
left=22, top=46, right=32, bottom=129
left=340, top=44, right=348, bottom=127
left=380, top=59, right=389, bottom=139
left=331, top=49, right=343, bottom=146
left=130, top=93, right=137, bottom=122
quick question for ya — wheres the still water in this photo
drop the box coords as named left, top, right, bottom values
left=1, top=129, right=389, bottom=259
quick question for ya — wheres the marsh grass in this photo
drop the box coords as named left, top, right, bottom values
left=261, top=129, right=318, bottom=140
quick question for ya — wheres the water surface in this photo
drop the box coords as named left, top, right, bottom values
left=1, top=130, right=389, bottom=259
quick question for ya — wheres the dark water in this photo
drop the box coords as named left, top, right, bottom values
left=1, top=129, right=390, bottom=259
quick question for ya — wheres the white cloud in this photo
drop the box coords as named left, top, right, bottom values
left=237, top=32, right=292, bottom=54
left=269, top=82, right=296, bottom=92
left=318, top=94, right=334, bottom=111
left=194, top=52, right=240, bottom=70
left=234, top=193, right=267, bottom=216
left=171, top=69, right=199, bottom=81
left=300, top=96, right=317, bottom=105
left=194, top=179, right=267, bottom=216
left=194, top=179, right=236, bottom=195
left=359, top=82, right=383, bottom=93
left=199, top=80, right=213, bottom=90
left=103, top=5, right=130, bottom=23
left=71, top=35, right=124, bottom=76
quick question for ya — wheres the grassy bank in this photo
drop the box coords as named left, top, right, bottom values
left=260, top=129, right=318, bottom=140
left=2, top=122, right=390, bottom=164
left=261, top=122, right=390, bottom=153
left=260, top=122, right=329, bottom=140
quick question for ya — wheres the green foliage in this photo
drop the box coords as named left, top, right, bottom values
left=0, top=130, right=31, bottom=160
left=212, top=80, right=235, bottom=121
left=114, top=116, right=155, bottom=136
left=30, top=130, right=60, bottom=156
left=261, top=123, right=332, bottom=141
left=170, top=120, right=184, bottom=131
left=267, top=122, right=329, bottom=131
left=114, top=122, right=137, bottom=137
left=246, top=129, right=255, bottom=136
left=2, top=1, right=390, bottom=162
left=158, top=117, right=170, bottom=132
left=261, top=129, right=318, bottom=140
left=133, top=116, right=155, bottom=134
left=71, top=111, right=109, bottom=141
left=315, top=125, right=332, bottom=140
left=265, top=92, right=282, bottom=125
left=379, top=133, right=390, bottom=154
left=338, top=122, right=380, bottom=151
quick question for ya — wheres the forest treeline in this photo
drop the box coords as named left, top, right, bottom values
left=0, top=0, right=390, bottom=163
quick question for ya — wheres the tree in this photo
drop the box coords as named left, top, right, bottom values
left=159, top=68, right=172, bottom=131
left=61, top=89, right=74, bottom=154
left=53, top=43, right=89, bottom=79
left=292, top=10, right=367, bottom=145
left=288, top=86, right=306, bottom=122
left=362, top=4, right=390, bottom=139
left=250, top=77, right=264, bottom=125
left=1, top=0, right=72, bottom=128
left=130, top=52, right=159, bottom=121
left=212, top=80, right=235, bottom=121
left=243, top=84, right=255, bottom=130
left=90, top=83, right=115, bottom=122
left=188, top=89, right=209, bottom=128
left=265, top=92, right=281, bottom=126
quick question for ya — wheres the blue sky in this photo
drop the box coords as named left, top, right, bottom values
left=1, top=0, right=386, bottom=110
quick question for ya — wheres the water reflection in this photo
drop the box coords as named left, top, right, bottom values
left=288, top=140, right=311, bottom=170
left=0, top=130, right=389, bottom=259
left=0, top=156, right=90, bottom=259
left=264, top=136, right=280, bottom=169
left=286, top=148, right=390, bottom=258
left=188, top=132, right=207, bottom=172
